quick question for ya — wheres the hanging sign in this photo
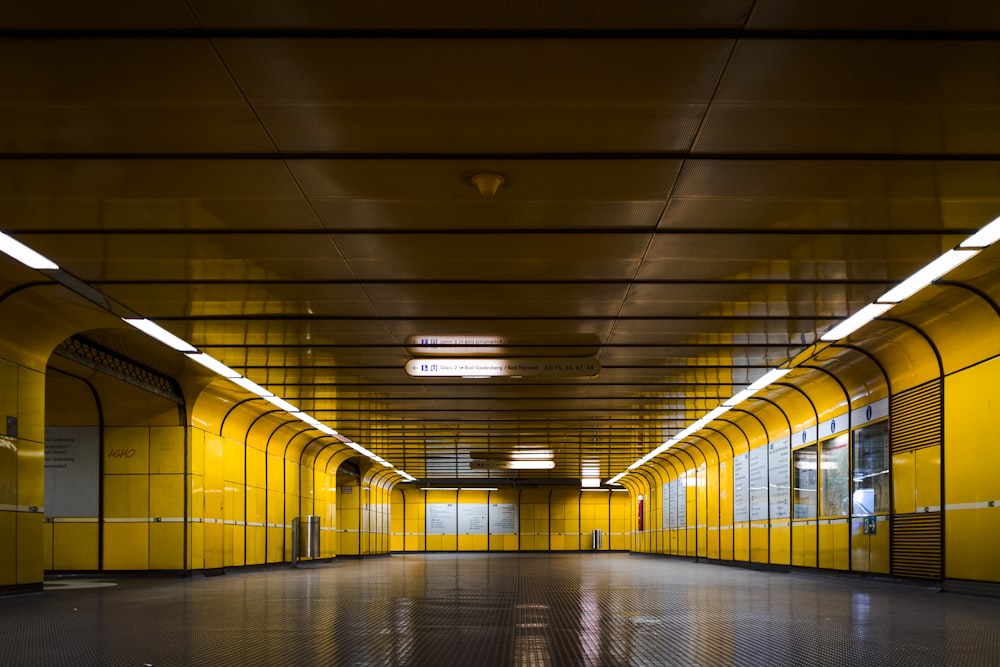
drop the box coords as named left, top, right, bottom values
left=405, top=358, right=600, bottom=378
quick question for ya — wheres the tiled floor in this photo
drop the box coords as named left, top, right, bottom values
left=3, top=553, right=1000, bottom=666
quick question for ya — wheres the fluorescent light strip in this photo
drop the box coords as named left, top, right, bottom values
left=723, top=387, right=757, bottom=407
left=186, top=352, right=240, bottom=378
left=877, top=248, right=978, bottom=303
left=264, top=395, right=299, bottom=413
left=229, top=376, right=273, bottom=397
left=747, top=368, right=791, bottom=391
left=960, top=215, right=1000, bottom=248
left=123, top=318, right=197, bottom=352
left=507, top=460, right=555, bottom=470
left=0, top=232, right=59, bottom=270
left=345, top=440, right=378, bottom=459
left=397, top=471, right=417, bottom=481
left=298, top=414, right=322, bottom=428
left=820, top=303, right=894, bottom=342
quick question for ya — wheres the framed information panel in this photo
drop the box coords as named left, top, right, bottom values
left=426, top=503, right=457, bottom=534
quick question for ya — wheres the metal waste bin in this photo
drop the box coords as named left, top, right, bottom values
left=592, top=528, right=603, bottom=550
left=297, top=515, right=321, bottom=558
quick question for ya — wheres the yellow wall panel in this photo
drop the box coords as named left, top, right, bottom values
left=892, top=451, right=916, bottom=515
left=266, top=454, right=284, bottom=494
left=149, top=522, right=184, bottom=569
left=246, top=447, right=265, bottom=488
left=818, top=520, right=850, bottom=570
left=188, top=521, right=204, bottom=570
left=51, top=522, right=99, bottom=570
left=458, top=534, right=487, bottom=551
left=17, top=366, right=45, bottom=444
left=915, top=446, right=942, bottom=511
left=104, top=523, right=148, bottom=570
left=0, top=512, right=14, bottom=585
left=42, top=520, right=53, bottom=570
left=149, top=426, right=184, bottom=474
left=247, top=526, right=265, bottom=565
left=104, top=474, right=149, bottom=518
left=266, top=527, right=284, bottom=562
left=104, top=427, right=150, bottom=475
left=266, top=490, right=284, bottom=525
left=17, top=513, right=43, bottom=584
left=869, top=516, right=890, bottom=574
left=750, top=522, right=768, bottom=563
left=189, top=427, right=205, bottom=477
left=149, top=474, right=184, bottom=519
left=231, top=525, right=246, bottom=566
left=204, top=522, right=224, bottom=569
left=16, top=436, right=43, bottom=509
left=769, top=523, right=791, bottom=565
left=791, top=522, right=817, bottom=567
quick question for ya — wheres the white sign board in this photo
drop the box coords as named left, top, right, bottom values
left=405, top=358, right=600, bottom=378
left=768, top=438, right=791, bottom=519
left=489, top=503, right=518, bottom=534
left=676, top=476, right=687, bottom=530
left=733, top=452, right=750, bottom=522
left=45, top=426, right=100, bottom=517
left=749, top=446, right=769, bottom=521
left=458, top=504, right=488, bottom=534
left=426, top=503, right=457, bottom=534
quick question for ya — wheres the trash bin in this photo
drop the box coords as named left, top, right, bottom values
left=592, top=528, right=603, bottom=550
left=298, top=515, right=321, bottom=558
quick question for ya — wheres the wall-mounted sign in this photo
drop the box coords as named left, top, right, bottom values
left=426, top=503, right=458, bottom=534
left=458, top=504, right=488, bottom=534
left=406, top=333, right=601, bottom=357
left=405, top=358, right=600, bottom=378
left=489, top=503, right=519, bottom=534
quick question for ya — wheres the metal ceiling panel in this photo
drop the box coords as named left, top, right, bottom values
left=0, top=40, right=272, bottom=153
left=216, top=38, right=731, bottom=152
left=4, top=7, right=1000, bottom=483
left=698, top=39, right=1000, bottom=154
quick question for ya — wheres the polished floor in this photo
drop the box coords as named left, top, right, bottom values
left=3, top=553, right=1000, bottom=666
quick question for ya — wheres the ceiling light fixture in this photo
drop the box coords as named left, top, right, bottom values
left=264, top=395, right=299, bottom=413
left=123, top=318, right=197, bottom=352
left=960, top=215, right=1000, bottom=248
left=876, top=248, right=978, bottom=303
left=186, top=352, right=240, bottom=378
left=0, top=232, right=59, bottom=270
left=819, top=303, right=894, bottom=342
left=229, top=376, right=273, bottom=397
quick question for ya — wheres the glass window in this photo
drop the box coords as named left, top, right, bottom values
left=820, top=433, right=850, bottom=517
left=793, top=445, right=817, bottom=519
left=852, top=420, right=890, bottom=515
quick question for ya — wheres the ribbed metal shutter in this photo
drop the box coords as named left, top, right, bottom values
left=890, top=378, right=943, bottom=580
left=891, top=513, right=942, bottom=579
left=890, top=379, right=942, bottom=455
